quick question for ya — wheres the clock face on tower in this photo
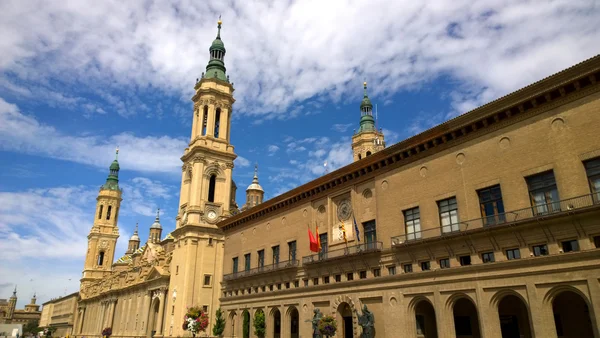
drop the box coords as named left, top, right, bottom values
left=337, top=199, right=352, bottom=221
left=207, top=210, right=217, bottom=221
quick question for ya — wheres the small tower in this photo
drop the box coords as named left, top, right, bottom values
left=24, top=293, right=39, bottom=312
left=7, top=286, right=17, bottom=319
left=351, top=82, right=385, bottom=161
left=244, top=165, right=264, bottom=210
left=149, top=209, right=162, bottom=243
left=127, top=223, right=141, bottom=253
left=81, top=149, right=121, bottom=291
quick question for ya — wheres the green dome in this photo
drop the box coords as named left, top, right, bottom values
left=204, top=19, right=228, bottom=82
left=358, top=114, right=376, bottom=133
left=360, top=81, right=373, bottom=110
left=110, top=159, right=120, bottom=171
left=102, top=149, right=121, bottom=191
left=210, top=37, right=226, bottom=52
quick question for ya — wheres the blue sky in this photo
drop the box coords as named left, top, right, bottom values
left=1, top=0, right=599, bottom=307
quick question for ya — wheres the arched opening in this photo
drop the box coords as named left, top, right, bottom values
left=498, top=295, right=532, bottom=338
left=453, top=298, right=481, bottom=338
left=227, top=312, right=236, bottom=338
left=552, top=290, right=594, bottom=337
left=214, top=108, right=221, bottom=137
left=337, top=302, right=354, bottom=338
left=97, top=251, right=105, bottom=266
left=202, top=106, right=208, bottom=136
left=414, top=300, right=437, bottom=338
left=208, top=175, right=216, bottom=203
left=106, top=205, right=112, bottom=220
left=98, top=205, right=103, bottom=219
left=289, top=307, right=299, bottom=338
left=272, top=308, right=281, bottom=338
left=147, top=299, right=160, bottom=338
left=366, top=151, right=372, bottom=156
left=358, top=154, right=362, bottom=160
left=242, top=310, right=250, bottom=338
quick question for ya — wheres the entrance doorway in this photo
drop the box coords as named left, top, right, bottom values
left=414, top=300, right=437, bottom=338
left=337, top=302, right=354, bottom=338
left=498, top=295, right=532, bottom=338
left=552, top=290, right=594, bottom=338
left=452, top=298, right=481, bottom=338
left=289, top=307, right=299, bottom=338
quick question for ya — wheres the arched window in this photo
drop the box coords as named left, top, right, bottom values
left=214, top=108, right=221, bottom=137
left=208, top=175, right=216, bottom=203
left=358, top=154, right=362, bottom=160
left=106, top=205, right=112, bottom=220
left=202, top=106, right=208, bottom=136
left=98, top=205, right=103, bottom=219
left=366, top=151, right=372, bottom=156
left=98, top=251, right=105, bottom=266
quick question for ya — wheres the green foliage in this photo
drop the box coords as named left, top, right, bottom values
left=243, top=311, right=250, bottom=338
left=252, top=310, right=266, bottom=338
left=212, top=308, right=226, bottom=337
left=23, top=320, right=39, bottom=335
left=318, top=315, right=337, bottom=337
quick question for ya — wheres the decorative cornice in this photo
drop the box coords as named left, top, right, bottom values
left=217, top=54, right=600, bottom=232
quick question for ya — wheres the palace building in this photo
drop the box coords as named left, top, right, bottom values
left=70, top=17, right=600, bottom=338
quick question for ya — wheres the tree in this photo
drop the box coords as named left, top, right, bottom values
left=242, top=310, right=250, bottom=338
left=253, top=310, right=265, bottom=338
left=212, top=308, right=226, bottom=337
left=23, top=320, right=39, bottom=336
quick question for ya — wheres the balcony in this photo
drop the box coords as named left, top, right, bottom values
left=302, top=241, right=383, bottom=265
left=391, top=193, right=600, bottom=247
left=223, top=259, right=299, bottom=281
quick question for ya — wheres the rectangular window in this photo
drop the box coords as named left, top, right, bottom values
left=294, top=280, right=299, bottom=288
left=459, top=255, right=471, bottom=266
left=277, top=283, right=281, bottom=290
left=288, top=241, right=297, bottom=261
left=532, top=244, right=549, bottom=257
left=203, top=274, right=211, bottom=286
left=363, top=220, right=377, bottom=249
left=506, top=248, right=521, bottom=260
left=439, top=197, right=460, bottom=233
left=176, top=265, right=179, bottom=275
left=257, top=249, right=265, bottom=269
left=359, top=271, right=367, bottom=279
left=335, top=274, right=341, bottom=282
left=439, top=258, right=450, bottom=269
left=561, top=240, right=579, bottom=253
left=324, top=276, right=330, bottom=284
left=319, top=233, right=328, bottom=260
left=387, top=266, right=396, bottom=275
left=272, top=245, right=280, bottom=265
left=269, top=285, right=273, bottom=291
left=584, top=158, right=600, bottom=202
left=172, top=306, right=175, bottom=315
left=303, top=279, right=309, bottom=287
left=482, top=252, right=495, bottom=263
left=98, top=205, right=103, bottom=219
left=403, top=264, right=413, bottom=273
left=420, top=261, right=430, bottom=271
left=404, top=207, right=421, bottom=240
left=526, top=171, right=560, bottom=215
left=285, top=282, right=290, bottom=289
left=478, top=185, right=506, bottom=226
left=313, top=278, right=319, bottom=286
left=244, top=253, right=251, bottom=271
left=347, top=272, right=354, bottom=281
left=202, top=305, right=208, bottom=313
left=232, top=257, right=238, bottom=273
left=261, top=286, right=266, bottom=292
left=373, top=268, right=381, bottom=277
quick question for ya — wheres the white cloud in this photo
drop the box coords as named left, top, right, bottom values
left=332, top=123, right=353, bottom=133
left=0, top=1, right=597, bottom=120
left=235, top=156, right=250, bottom=167
left=267, top=145, right=280, bottom=156
left=120, top=177, right=176, bottom=217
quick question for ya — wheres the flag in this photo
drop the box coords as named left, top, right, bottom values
left=353, top=216, right=360, bottom=242
left=315, top=222, right=322, bottom=251
left=308, top=226, right=319, bottom=252
left=340, top=220, right=348, bottom=243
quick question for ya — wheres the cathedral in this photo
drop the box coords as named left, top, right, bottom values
left=0, top=288, right=40, bottom=325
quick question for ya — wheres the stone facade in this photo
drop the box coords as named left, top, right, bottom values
left=40, top=292, right=79, bottom=337
left=0, top=289, right=40, bottom=325
left=217, top=56, right=600, bottom=338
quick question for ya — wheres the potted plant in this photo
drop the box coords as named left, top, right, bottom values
left=182, top=306, right=209, bottom=337
left=252, top=310, right=266, bottom=338
left=101, top=327, right=112, bottom=338
left=318, top=315, right=337, bottom=338
left=212, top=308, right=226, bottom=338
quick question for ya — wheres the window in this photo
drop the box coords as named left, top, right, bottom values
left=439, top=197, right=460, bottom=233
left=358, top=154, right=362, bottom=160
left=97, top=251, right=105, bottom=266
left=526, top=171, right=560, bottom=214
left=347, top=272, right=354, bottom=281
left=269, top=285, right=273, bottom=291
left=594, top=236, right=600, bottom=248
left=272, top=245, right=280, bottom=265
left=481, top=252, right=495, bottom=263
left=288, top=241, right=297, bottom=261
left=363, top=220, right=377, bottom=249
left=561, top=239, right=579, bottom=252
left=203, top=275, right=211, bottom=286
left=214, top=108, right=221, bottom=138
left=261, top=286, right=266, bottom=292
left=303, top=279, right=309, bottom=287
left=439, top=258, right=450, bottom=269
left=373, top=268, right=381, bottom=277
left=420, top=261, right=430, bottom=271
left=324, top=276, right=330, bottom=284
left=359, top=271, right=367, bottom=279
left=366, top=151, right=372, bottom=156
left=294, top=280, right=299, bottom=288
left=532, top=244, right=548, bottom=256
left=459, top=255, right=471, bottom=266
left=506, top=248, right=521, bottom=260
left=387, top=266, right=396, bottom=275
left=584, top=158, right=600, bottom=202
left=208, top=175, right=216, bottom=203
left=478, top=185, right=505, bottom=225
left=313, top=278, right=319, bottom=286
left=277, top=283, right=281, bottom=290
left=176, top=265, right=179, bottom=275
left=172, top=306, right=175, bottom=315
left=257, top=250, right=265, bottom=269
left=202, top=306, right=208, bottom=313
left=202, top=106, right=208, bottom=136
left=106, top=205, right=112, bottom=220
left=232, top=257, right=238, bottom=273
left=244, top=253, right=251, bottom=271
left=404, top=207, right=421, bottom=240
left=335, top=274, right=341, bottom=282
left=403, top=264, right=413, bottom=273
left=208, top=238, right=213, bottom=246
left=285, top=282, right=290, bottom=289
left=319, top=233, right=328, bottom=260
left=98, top=205, right=103, bottom=219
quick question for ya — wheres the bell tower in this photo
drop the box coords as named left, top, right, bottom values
left=351, top=82, right=385, bottom=161
left=167, top=18, right=234, bottom=336
left=81, top=149, right=121, bottom=290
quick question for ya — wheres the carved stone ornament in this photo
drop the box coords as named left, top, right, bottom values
left=99, top=240, right=108, bottom=249
left=337, top=199, right=353, bottom=221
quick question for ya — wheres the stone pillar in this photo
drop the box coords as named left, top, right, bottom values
left=280, top=307, right=289, bottom=338
left=206, top=104, right=215, bottom=137
left=156, top=290, right=167, bottom=337
left=475, top=288, right=500, bottom=338
left=526, top=283, right=556, bottom=337
left=434, top=290, right=453, bottom=338
left=191, top=108, right=198, bottom=141
left=219, top=107, right=229, bottom=141
left=587, top=277, right=600, bottom=338
left=142, top=293, right=150, bottom=334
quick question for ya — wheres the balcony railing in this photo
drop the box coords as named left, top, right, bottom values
left=223, top=259, right=299, bottom=281
left=302, top=241, right=383, bottom=265
left=391, top=193, right=599, bottom=247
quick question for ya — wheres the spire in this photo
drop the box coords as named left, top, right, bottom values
left=150, top=208, right=162, bottom=229
left=357, top=81, right=375, bottom=133
left=102, top=147, right=121, bottom=191
left=217, top=15, right=222, bottom=39
left=130, top=222, right=140, bottom=242
left=205, top=16, right=228, bottom=82
left=246, top=164, right=264, bottom=192
left=11, top=285, right=17, bottom=298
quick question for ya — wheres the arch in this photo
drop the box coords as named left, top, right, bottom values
left=366, top=151, right=372, bottom=156
left=496, top=293, right=533, bottom=338
left=549, top=288, right=595, bottom=338
left=358, top=154, right=362, bottom=160
left=410, top=297, right=438, bottom=338
left=242, top=309, right=250, bottom=338
left=98, top=205, right=103, bottom=219
left=451, top=296, right=481, bottom=338
left=226, top=311, right=237, bottom=338
left=286, top=306, right=299, bottom=338
left=202, top=106, right=208, bottom=136
left=106, top=205, right=112, bottom=220
left=214, top=108, right=221, bottom=137
left=336, top=302, right=356, bottom=338
left=147, top=298, right=160, bottom=338
left=270, top=308, right=281, bottom=338
left=208, top=175, right=216, bottom=203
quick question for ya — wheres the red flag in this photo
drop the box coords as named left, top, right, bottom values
left=308, top=226, right=319, bottom=252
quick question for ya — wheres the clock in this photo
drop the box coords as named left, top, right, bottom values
left=337, top=199, right=352, bottom=221
left=207, top=210, right=217, bottom=221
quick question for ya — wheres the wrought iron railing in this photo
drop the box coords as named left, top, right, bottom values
left=391, top=193, right=599, bottom=247
left=223, top=259, right=299, bottom=281
left=302, top=241, right=383, bottom=264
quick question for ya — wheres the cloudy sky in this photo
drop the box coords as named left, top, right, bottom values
left=1, top=0, right=599, bottom=307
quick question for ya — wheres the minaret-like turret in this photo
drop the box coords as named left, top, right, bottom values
left=127, top=223, right=141, bottom=253
left=7, top=286, right=17, bottom=318
left=25, top=293, right=40, bottom=312
left=351, top=81, right=385, bottom=161
left=149, top=209, right=162, bottom=243
left=244, top=165, right=264, bottom=210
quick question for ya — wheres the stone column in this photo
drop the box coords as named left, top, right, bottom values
left=191, top=107, right=198, bottom=141
left=587, top=277, right=600, bottom=338
left=526, top=283, right=556, bottom=337
left=156, top=290, right=167, bottom=336
left=142, top=293, right=150, bottom=335
left=434, top=290, right=453, bottom=338
left=206, top=104, right=215, bottom=137
left=219, top=107, right=229, bottom=141
left=475, top=287, right=499, bottom=338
